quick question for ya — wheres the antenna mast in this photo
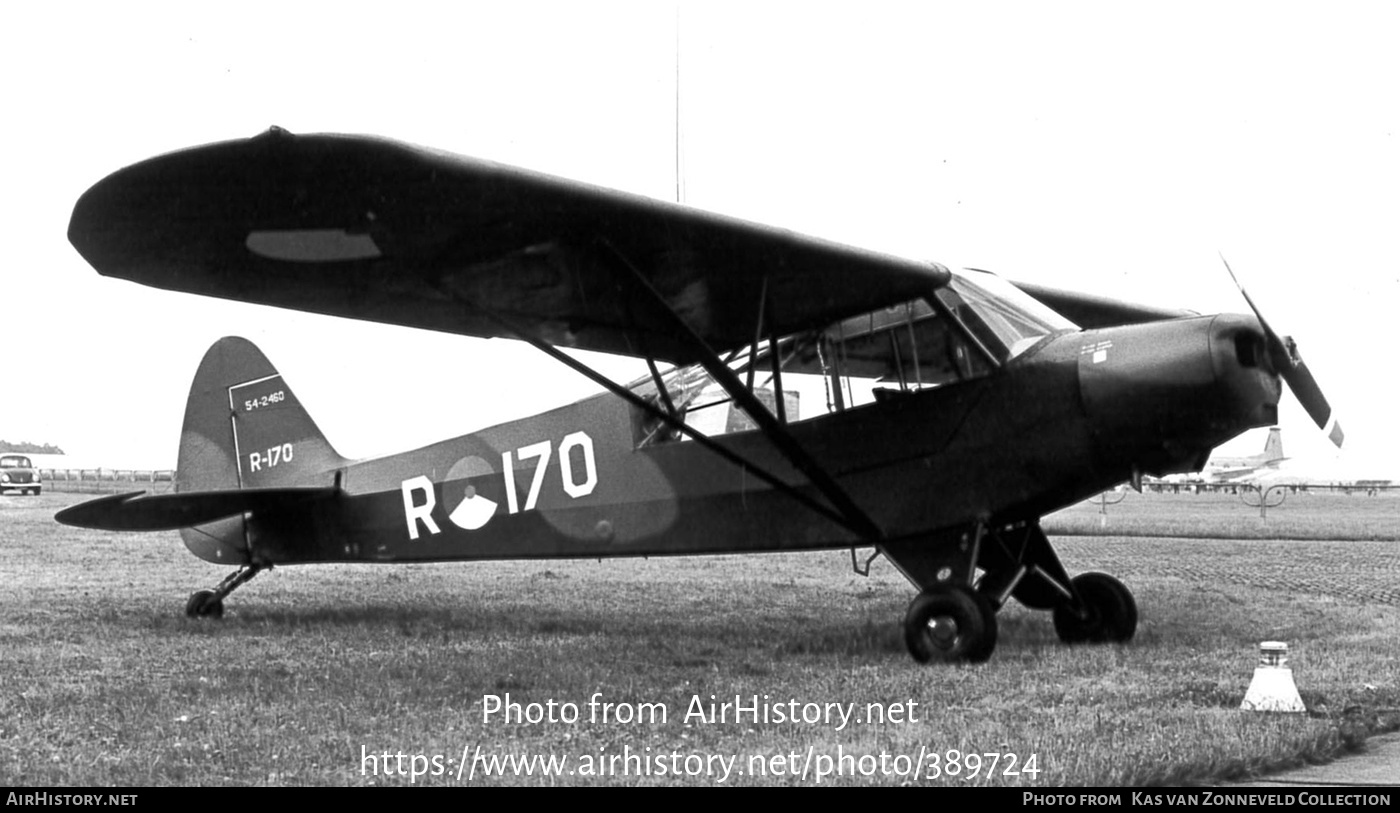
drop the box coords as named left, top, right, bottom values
left=674, top=4, right=685, bottom=204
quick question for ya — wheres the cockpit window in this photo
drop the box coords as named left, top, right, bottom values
left=938, top=269, right=1075, bottom=361
left=630, top=268, right=1076, bottom=447
left=789, top=300, right=992, bottom=410
left=634, top=294, right=978, bottom=445
left=834, top=301, right=986, bottom=380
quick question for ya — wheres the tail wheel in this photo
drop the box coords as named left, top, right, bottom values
left=185, top=590, right=224, bottom=619
left=904, top=585, right=998, bottom=664
left=1052, top=572, right=1136, bottom=644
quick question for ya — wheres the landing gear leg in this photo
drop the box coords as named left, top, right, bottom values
left=884, top=519, right=1140, bottom=661
left=185, top=564, right=266, bottom=619
left=975, top=523, right=1137, bottom=645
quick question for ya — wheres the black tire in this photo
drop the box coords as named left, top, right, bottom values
left=185, top=590, right=224, bottom=619
left=1052, top=572, right=1136, bottom=644
left=904, top=585, right=998, bottom=664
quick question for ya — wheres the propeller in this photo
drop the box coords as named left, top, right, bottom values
left=1221, top=254, right=1344, bottom=447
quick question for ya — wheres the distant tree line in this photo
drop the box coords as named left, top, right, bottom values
left=0, top=441, right=65, bottom=454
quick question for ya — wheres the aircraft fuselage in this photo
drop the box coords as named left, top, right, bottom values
left=215, top=313, right=1277, bottom=567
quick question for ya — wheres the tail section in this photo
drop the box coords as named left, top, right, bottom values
left=179, top=336, right=343, bottom=491
left=1261, top=426, right=1284, bottom=464
left=176, top=337, right=346, bottom=562
left=54, top=337, right=346, bottom=565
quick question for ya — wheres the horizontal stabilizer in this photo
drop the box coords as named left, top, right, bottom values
left=55, top=487, right=337, bottom=532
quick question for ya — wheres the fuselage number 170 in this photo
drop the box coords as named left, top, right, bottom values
left=402, top=431, right=597, bottom=540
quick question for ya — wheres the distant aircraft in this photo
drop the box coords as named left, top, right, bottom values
left=55, top=128, right=1343, bottom=664
left=1152, top=427, right=1393, bottom=493
left=1229, top=450, right=1394, bottom=493
left=1203, top=427, right=1286, bottom=483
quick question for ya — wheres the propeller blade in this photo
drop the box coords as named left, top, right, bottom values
left=1220, top=254, right=1343, bottom=447
left=1278, top=344, right=1341, bottom=443
left=1220, top=255, right=1287, bottom=362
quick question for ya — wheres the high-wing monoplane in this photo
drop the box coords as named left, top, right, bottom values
left=1205, top=427, right=1287, bottom=483
left=56, top=128, right=1343, bottom=663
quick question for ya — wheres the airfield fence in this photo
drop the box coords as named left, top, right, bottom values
left=1144, top=482, right=1396, bottom=496
left=39, top=469, right=177, bottom=494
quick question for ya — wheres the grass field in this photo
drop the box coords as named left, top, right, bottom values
left=2, top=491, right=1398, bottom=786
left=1046, top=488, right=1400, bottom=541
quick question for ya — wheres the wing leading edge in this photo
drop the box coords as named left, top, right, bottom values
left=69, top=128, right=950, bottom=363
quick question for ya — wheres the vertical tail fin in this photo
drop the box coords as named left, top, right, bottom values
left=1261, top=426, right=1284, bottom=463
left=177, top=337, right=345, bottom=562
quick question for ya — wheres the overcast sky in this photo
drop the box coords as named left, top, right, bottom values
left=4, top=1, right=1397, bottom=473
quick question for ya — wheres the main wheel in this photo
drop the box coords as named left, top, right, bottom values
left=185, top=590, right=224, bottom=619
left=1052, top=572, right=1136, bottom=644
left=904, top=585, right=998, bottom=664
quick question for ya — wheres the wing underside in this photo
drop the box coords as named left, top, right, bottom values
left=69, top=128, right=950, bottom=363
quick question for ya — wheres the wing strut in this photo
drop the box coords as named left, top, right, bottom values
left=470, top=307, right=863, bottom=533
left=428, top=260, right=885, bottom=543
left=746, top=276, right=770, bottom=393
left=594, top=238, right=886, bottom=544
left=644, top=356, right=679, bottom=418
left=424, top=273, right=859, bottom=532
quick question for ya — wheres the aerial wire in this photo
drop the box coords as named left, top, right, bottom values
left=674, top=2, right=685, bottom=205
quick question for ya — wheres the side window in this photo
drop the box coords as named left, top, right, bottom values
left=821, top=300, right=991, bottom=410
left=631, top=296, right=997, bottom=448
left=633, top=377, right=801, bottom=447
left=631, top=339, right=812, bottom=448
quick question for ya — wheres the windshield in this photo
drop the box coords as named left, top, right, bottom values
left=939, top=269, right=1076, bottom=361
left=0, top=456, right=32, bottom=468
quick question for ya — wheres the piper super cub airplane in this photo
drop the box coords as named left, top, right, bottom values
left=57, top=128, right=1343, bottom=664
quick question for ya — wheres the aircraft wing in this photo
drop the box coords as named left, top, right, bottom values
left=1011, top=281, right=1195, bottom=329
left=69, top=128, right=950, bottom=364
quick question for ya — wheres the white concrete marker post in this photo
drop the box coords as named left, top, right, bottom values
left=1241, top=641, right=1306, bottom=713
